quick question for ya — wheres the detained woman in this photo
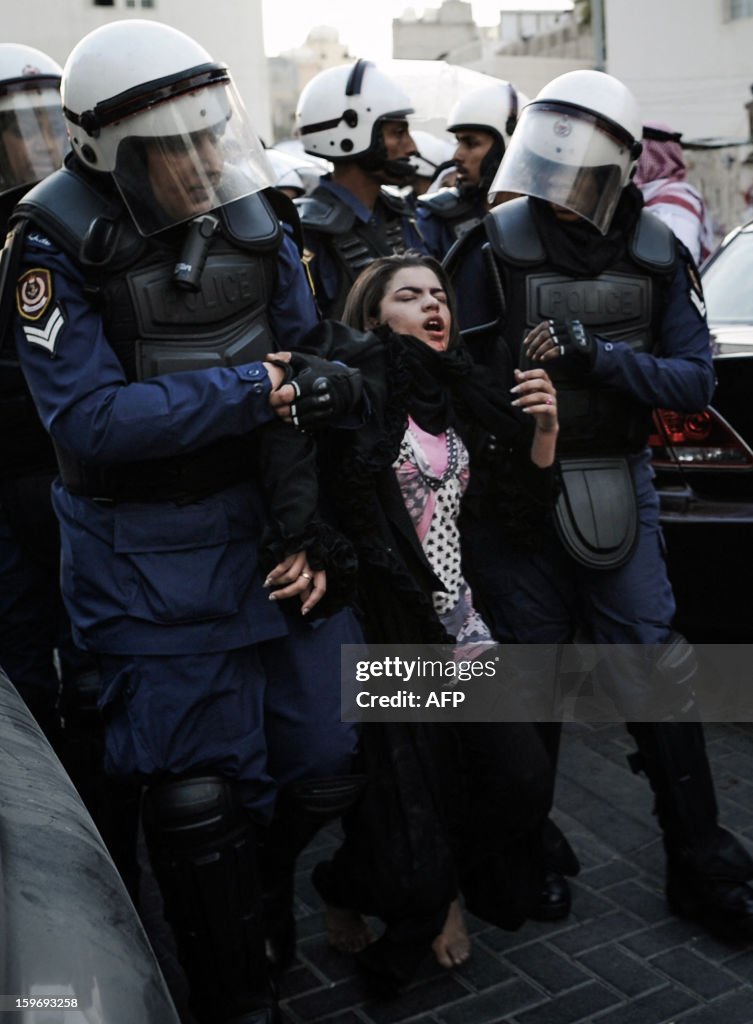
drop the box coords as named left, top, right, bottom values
left=273, top=253, right=560, bottom=989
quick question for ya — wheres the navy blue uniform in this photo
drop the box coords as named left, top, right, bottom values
left=13, top=190, right=359, bottom=821
left=0, top=187, right=79, bottom=739
left=448, top=193, right=753, bottom=935
left=451, top=196, right=713, bottom=654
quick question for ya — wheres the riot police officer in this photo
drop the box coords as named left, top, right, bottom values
left=9, top=20, right=365, bottom=1024
left=417, top=79, right=526, bottom=261
left=294, top=59, right=427, bottom=319
left=446, top=70, right=753, bottom=939
left=0, top=43, right=69, bottom=742
left=0, top=39, right=139, bottom=901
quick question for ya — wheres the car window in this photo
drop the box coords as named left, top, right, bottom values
left=703, top=230, right=753, bottom=322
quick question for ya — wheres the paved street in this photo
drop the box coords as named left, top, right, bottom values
left=275, top=722, right=753, bottom=1024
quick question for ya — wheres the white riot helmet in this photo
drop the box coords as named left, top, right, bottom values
left=0, top=44, right=67, bottom=197
left=61, top=20, right=274, bottom=235
left=295, top=59, right=415, bottom=180
left=489, top=70, right=643, bottom=234
left=447, top=80, right=528, bottom=194
left=447, top=80, right=526, bottom=148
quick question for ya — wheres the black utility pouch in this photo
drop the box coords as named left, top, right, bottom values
left=553, top=456, right=639, bottom=570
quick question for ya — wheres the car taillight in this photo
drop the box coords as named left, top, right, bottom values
left=649, top=407, right=753, bottom=469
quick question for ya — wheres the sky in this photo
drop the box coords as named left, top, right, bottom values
left=260, top=1, right=558, bottom=63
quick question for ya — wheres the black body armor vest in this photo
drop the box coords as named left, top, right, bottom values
left=296, top=184, right=417, bottom=317
left=418, top=186, right=485, bottom=243
left=484, top=197, right=678, bottom=454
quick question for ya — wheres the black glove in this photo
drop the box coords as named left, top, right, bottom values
left=284, top=351, right=363, bottom=430
left=547, top=320, right=596, bottom=367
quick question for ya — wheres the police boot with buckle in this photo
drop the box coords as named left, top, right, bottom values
left=667, top=861, right=753, bottom=940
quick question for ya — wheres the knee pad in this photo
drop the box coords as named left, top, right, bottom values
left=281, top=774, right=367, bottom=819
left=142, top=774, right=252, bottom=854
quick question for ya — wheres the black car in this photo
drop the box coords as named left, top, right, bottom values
left=0, top=667, right=181, bottom=1024
left=651, top=222, right=753, bottom=641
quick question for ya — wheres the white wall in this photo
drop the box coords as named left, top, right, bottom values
left=2, top=0, right=271, bottom=142
left=606, top=0, right=753, bottom=142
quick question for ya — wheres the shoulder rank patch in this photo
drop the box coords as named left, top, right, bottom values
left=17, top=267, right=53, bottom=320
left=686, top=261, right=707, bottom=321
left=17, top=268, right=65, bottom=355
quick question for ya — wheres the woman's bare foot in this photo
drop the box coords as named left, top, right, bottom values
left=323, top=902, right=375, bottom=954
left=432, top=899, right=471, bottom=968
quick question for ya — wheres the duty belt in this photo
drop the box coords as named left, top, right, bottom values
left=56, top=438, right=254, bottom=504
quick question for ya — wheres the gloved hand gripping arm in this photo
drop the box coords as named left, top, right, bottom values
left=267, top=351, right=364, bottom=430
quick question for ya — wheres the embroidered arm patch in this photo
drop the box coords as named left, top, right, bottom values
left=17, top=267, right=65, bottom=355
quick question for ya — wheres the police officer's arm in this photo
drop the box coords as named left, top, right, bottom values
left=267, top=229, right=320, bottom=343
left=524, top=258, right=714, bottom=413
left=14, top=244, right=299, bottom=463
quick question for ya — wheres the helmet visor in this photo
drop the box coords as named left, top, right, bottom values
left=489, top=102, right=635, bottom=234
left=111, top=79, right=274, bottom=235
left=0, top=88, right=67, bottom=195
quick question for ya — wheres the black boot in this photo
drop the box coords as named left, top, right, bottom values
left=259, top=775, right=365, bottom=974
left=527, top=818, right=579, bottom=922
left=529, top=871, right=572, bottom=922
left=142, top=776, right=279, bottom=1024
left=666, top=826, right=753, bottom=940
left=628, top=722, right=753, bottom=941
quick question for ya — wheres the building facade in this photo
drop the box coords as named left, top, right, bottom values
left=606, top=0, right=753, bottom=238
left=267, top=26, right=351, bottom=143
left=392, top=0, right=480, bottom=60
left=2, top=0, right=271, bottom=141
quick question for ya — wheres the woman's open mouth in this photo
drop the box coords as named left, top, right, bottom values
left=423, top=317, right=447, bottom=346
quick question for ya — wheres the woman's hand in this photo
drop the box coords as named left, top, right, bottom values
left=265, top=550, right=326, bottom=615
left=511, top=368, right=558, bottom=432
left=510, top=367, right=559, bottom=468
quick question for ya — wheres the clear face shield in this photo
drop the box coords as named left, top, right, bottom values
left=489, top=102, right=636, bottom=234
left=110, top=77, right=274, bottom=236
left=0, top=86, right=67, bottom=195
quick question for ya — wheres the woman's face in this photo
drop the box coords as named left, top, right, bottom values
left=377, top=266, right=452, bottom=352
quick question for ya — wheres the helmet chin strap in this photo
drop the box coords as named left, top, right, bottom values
left=478, top=138, right=505, bottom=195
left=381, top=158, right=419, bottom=182
left=355, top=151, right=417, bottom=184
left=356, top=124, right=418, bottom=184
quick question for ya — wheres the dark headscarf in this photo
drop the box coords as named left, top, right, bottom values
left=399, top=333, right=470, bottom=434
left=395, top=330, right=527, bottom=442
left=530, top=182, right=644, bottom=277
